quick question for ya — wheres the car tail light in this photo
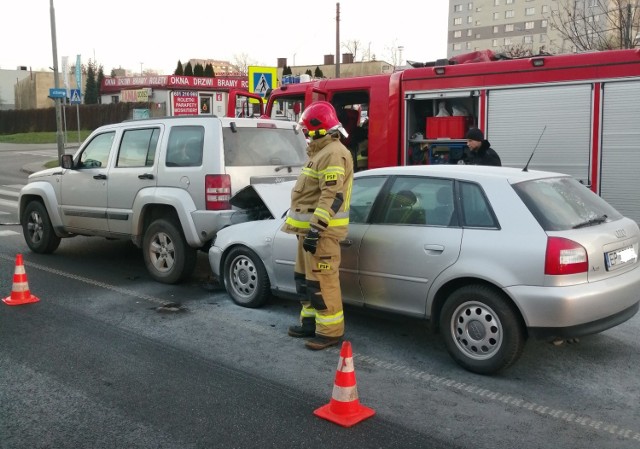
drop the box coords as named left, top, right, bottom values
left=545, top=237, right=588, bottom=275
left=205, top=175, right=231, bottom=210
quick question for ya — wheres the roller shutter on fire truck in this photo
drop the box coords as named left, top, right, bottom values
left=600, top=80, right=640, bottom=225
left=486, top=84, right=592, bottom=185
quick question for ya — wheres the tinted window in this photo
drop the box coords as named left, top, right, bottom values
left=513, top=176, right=623, bottom=231
left=116, top=128, right=160, bottom=167
left=78, top=132, right=115, bottom=169
left=166, top=126, right=204, bottom=167
left=349, top=176, right=386, bottom=223
left=460, top=181, right=498, bottom=228
left=222, top=127, right=307, bottom=167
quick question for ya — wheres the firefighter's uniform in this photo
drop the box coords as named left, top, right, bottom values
left=282, top=133, right=354, bottom=339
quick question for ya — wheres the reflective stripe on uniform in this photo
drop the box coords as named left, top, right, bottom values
left=315, top=310, right=344, bottom=326
left=301, top=165, right=346, bottom=180
left=301, top=305, right=316, bottom=318
left=285, top=211, right=350, bottom=229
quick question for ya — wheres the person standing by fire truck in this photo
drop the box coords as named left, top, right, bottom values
left=282, top=101, right=354, bottom=351
left=461, top=127, right=502, bottom=166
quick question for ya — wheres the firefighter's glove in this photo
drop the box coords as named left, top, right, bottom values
left=303, top=229, right=320, bottom=255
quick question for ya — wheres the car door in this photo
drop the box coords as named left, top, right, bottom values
left=107, top=127, right=161, bottom=234
left=339, top=176, right=387, bottom=306
left=358, top=175, right=463, bottom=317
left=59, top=131, right=116, bottom=232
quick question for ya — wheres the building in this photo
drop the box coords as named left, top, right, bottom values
left=447, top=0, right=568, bottom=57
left=14, top=71, right=58, bottom=110
left=0, top=67, right=32, bottom=110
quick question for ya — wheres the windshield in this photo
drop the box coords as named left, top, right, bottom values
left=513, top=176, right=623, bottom=231
left=222, top=127, right=307, bottom=167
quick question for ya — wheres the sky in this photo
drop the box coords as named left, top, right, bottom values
left=1, top=1, right=449, bottom=75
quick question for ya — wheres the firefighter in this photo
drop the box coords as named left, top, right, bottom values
left=282, top=101, right=354, bottom=350
left=461, top=127, right=502, bottom=166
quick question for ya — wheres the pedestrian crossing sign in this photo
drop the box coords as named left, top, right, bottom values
left=248, top=66, right=278, bottom=100
left=70, top=88, right=82, bottom=104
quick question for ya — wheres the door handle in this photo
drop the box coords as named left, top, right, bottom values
left=93, top=174, right=107, bottom=180
left=424, top=244, right=444, bottom=255
left=138, top=173, right=154, bottom=179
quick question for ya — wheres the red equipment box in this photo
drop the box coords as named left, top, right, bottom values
left=426, top=116, right=472, bottom=139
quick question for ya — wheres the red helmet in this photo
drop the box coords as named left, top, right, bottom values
left=299, top=101, right=346, bottom=138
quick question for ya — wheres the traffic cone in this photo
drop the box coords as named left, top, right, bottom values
left=3, top=254, right=39, bottom=306
left=313, top=340, right=375, bottom=427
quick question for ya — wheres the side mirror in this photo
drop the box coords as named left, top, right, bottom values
left=61, top=154, right=74, bottom=169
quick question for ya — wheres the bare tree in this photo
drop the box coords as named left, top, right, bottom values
left=342, top=39, right=362, bottom=61
left=384, top=40, right=402, bottom=68
left=498, top=43, right=535, bottom=58
left=549, top=0, right=640, bottom=52
left=231, top=53, right=259, bottom=75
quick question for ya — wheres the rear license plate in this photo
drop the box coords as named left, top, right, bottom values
left=605, top=245, right=637, bottom=270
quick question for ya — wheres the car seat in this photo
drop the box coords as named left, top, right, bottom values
left=430, top=186, right=454, bottom=226
left=386, top=190, right=425, bottom=224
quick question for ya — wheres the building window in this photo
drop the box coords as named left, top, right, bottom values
left=476, top=33, right=481, bottom=38
left=476, top=7, right=482, bottom=12
left=506, top=0, right=514, bottom=4
left=493, top=12, right=500, bottom=19
left=505, top=10, right=515, bottom=18
left=468, top=29, right=474, bottom=36
left=467, top=16, right=473, bottom=23
left=493, top=25, right=499, bottom=33
left=505, top=38, right=513, bottom=45
left=505, top=24, right=514, bottom=32
left=542, top=5, right=549, bottom=13
left=454, top=17, right=462, bottom=25
left=525, top=7, right=535, bottom=15
left=466, top=42, right=472, bottom=49
left=454, top=4, right=463, bottom=12
left=492, top=39, right=499, bottom=47
left=454, top=30, right=462, bottom=38
left=524, top=35, right=533, bottom=43
left=541, top=19, right=548, bottom=28
left=494, top=0, right=500, bottom=5
left=540, top=34, right=547, bottom=42
left=525, top=21, right=535, bottom=29
left=453, top=43, right=462, bottom=50
left=468, top=2, right=473, bottom=10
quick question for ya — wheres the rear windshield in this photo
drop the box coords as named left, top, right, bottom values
left=513, top=177, right=623, bottom=231
left=222, top=127, right=307, bottom=167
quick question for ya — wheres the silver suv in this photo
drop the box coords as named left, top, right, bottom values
left=19, top=115, right=307, bottom=283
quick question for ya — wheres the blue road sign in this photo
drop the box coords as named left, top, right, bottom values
left=49, top=88, right=67, bottom=99
left=70, top=89, right=82, bottom=104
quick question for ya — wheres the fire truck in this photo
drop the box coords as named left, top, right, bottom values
left=255, top=49, right=640, bottom=223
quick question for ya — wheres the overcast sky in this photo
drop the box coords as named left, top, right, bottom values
left=1, top=1, right=449, bottom=75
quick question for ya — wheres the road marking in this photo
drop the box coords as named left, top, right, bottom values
left=0, top=187, right=19, bottom=198
left=0, top=230, right=20, bottom=236
left=3, top=184, right=25, bottom=190
left=16, top=151, right=58, bottom=157
left=0, top=198, right=18, bottom=209
left=1, top=251, right=637, bottom=444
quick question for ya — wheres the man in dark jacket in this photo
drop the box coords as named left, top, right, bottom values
left=461, top=128, right=501, bottom=166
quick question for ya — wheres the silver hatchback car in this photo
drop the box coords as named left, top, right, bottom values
left=209, top=165, right=640, bottom=374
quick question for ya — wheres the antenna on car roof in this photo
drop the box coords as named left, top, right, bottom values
left=523, top=125, right=547, bottom=172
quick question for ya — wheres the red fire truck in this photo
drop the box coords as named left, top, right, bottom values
left=257, top=49, right=640, bottom=223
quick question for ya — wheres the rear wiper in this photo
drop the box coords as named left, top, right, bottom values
left=275, top=164, right=305, bottom=173
left=572, top=214, right=608, bottom=229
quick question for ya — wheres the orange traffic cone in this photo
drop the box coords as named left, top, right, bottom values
left=3, top=254, right=39, bottom=306
left=313, top=340, right=375, bottom=427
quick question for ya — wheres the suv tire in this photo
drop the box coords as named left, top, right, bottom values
left=22, top=201, right=61, bottom=254
left=143, top=218, right=197, bottom=284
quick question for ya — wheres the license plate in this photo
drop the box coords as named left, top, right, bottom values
left=605, top=245, right=638, bottom=270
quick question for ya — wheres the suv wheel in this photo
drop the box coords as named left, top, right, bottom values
left=440, top=285, right=525, bottom=375
left=22, top=201, right=61, bottom=254
left=223, top=246, right=271, bottom=308
left=143, top=218, right=197, bottom=284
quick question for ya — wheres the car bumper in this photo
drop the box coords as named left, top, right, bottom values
left=506, top=268, right=640, bottom=339
left=208, top=245, right=223, bottom=278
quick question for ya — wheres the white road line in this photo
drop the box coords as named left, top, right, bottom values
left=3, top=184, right=25, bottom=190
left=0, top=230, right=20, bottom=236
left=0, top=188, right=19, bottom=198
left=0, top=198, right=18, bottom=209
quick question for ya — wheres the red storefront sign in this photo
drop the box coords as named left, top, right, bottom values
left=172, top=91, right=199, bottom=116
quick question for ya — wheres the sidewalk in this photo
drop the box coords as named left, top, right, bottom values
left=0, top=142, right=77, bottom=176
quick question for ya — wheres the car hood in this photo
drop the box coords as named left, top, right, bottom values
left=231, top=181, right=294, bottom=219
left=28, top=167, right=63, bottom=180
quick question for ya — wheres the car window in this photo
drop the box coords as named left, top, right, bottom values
left=78, top=132, right=115, bottom=169
left=460, top=181, right=498, bottom=228
left=376, top=176, right=455, bottom=226
left=349, top=176, right=386, bottom=223
left=222, top=127, right=307, bottom=166
left=116, top=128, right=160, bottom=168
left=512, top=176, right=623, bottom=231
left=166, top=126, right=204, bottom=167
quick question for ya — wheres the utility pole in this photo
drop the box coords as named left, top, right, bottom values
left=49, top=0, right=65, bottom=163
left=335, top=2, right=340, bottom=79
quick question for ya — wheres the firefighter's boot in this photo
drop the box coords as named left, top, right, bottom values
left=288, top=318, right=315, bottom=338
left=305, top=335, right=342, bottom=350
